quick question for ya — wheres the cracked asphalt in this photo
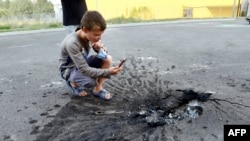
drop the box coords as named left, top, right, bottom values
left=0, top=18, right=250, bottom=141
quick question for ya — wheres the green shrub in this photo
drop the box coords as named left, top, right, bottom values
left=241, top=11, right=247, bottom=17
left=107, top=17, right=141, bottom=24
left=0, top=24, right=11, bottom=30
left=48, top=23, right=61, bottom=28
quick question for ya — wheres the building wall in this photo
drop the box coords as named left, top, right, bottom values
left=208, top=7, right=233, bottom=18
left=86, top=0, right=239, bottom=20
left=86, top=0, right=183, bottom=20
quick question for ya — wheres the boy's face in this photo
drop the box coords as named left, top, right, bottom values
left=83, top=27, right=104, bottom=44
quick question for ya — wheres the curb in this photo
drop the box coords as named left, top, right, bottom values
left=0, top=18, right=236, bottom=37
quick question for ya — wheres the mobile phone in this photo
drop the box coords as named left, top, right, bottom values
left=118, top=58, right=127, bottom=67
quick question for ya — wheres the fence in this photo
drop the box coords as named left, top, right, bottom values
left=0, top=13, right=62, bottom=25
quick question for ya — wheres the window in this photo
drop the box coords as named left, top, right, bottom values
left=183, top=8, right=193, bottom=18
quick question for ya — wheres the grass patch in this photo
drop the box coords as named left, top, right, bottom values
left=0, top=17, right=232, bottom=33
left=106, top=17, right=185, bottom=24
left=0, top=21, right=63, bottom=33
left=107, top=17, right=142, bottom=24
left=0, top=17, right=176, bottom=33
left=48, top=23, right=61, bottom=28
left=0, top=24, right=11, bottom=30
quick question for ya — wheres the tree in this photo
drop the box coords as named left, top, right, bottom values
left=9, top=0, right=33, bottom=16
left=0, top=0, right=3, bottom=9
left=33, top=0, right=54, bottom=14
left=4, top=0, right=10, bottom=9
left=0, top=0, right=11, bottom=17
left=0, top=8, right=9, bottom=17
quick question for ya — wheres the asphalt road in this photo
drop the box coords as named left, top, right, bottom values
left=0, top=18, right=250, bottom=141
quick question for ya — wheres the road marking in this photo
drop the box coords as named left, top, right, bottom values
left=217, top=24, right=249, bottom=28
left=40, top=81, right=63, bottom=88
left=5, top=44, right=34, bottom=49
left=137, top=57, right=157, bottom=60
left=17, top=60, right=32, bottom=63
left=0, top=78, right=12, bottom=83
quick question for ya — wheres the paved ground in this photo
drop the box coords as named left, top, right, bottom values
left=0, top=18, right=250, bottom=141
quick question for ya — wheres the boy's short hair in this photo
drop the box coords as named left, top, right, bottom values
left=80, top=11, right=106, bottom=31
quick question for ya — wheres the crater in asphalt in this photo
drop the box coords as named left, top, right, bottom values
left=34, top=56, right=246, bottom=141
left=129, top=89, right=211, bottom=127
left=34, top=88, right=212, bottom=141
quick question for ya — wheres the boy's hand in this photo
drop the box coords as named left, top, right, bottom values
left=92, top=41, right=106, bottom=52
left=109, top=66, right=122, bottom=75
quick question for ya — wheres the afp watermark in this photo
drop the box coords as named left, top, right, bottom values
left=224, top=125, right=250, bottom=141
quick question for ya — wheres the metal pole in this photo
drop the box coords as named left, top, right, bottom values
left=232, top=0, right=236, bottom=17
left=238, top=0, right=241, bottom=17
left=96, top=0, right=99, bottom=10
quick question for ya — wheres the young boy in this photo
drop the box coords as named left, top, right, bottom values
left=59, top=11, right=122, bottom=100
